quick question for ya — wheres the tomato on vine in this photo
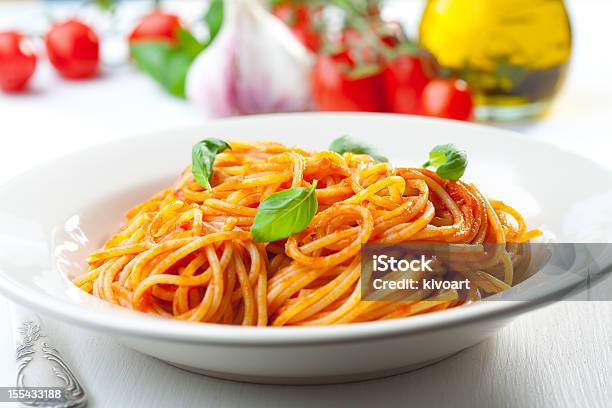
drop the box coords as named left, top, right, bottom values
left=312, top=50, right=386, bottom=112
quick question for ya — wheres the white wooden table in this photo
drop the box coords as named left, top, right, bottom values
left=1, top=1, right=611, bottom=407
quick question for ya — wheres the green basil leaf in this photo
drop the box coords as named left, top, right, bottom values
left=192, top=138, right=232, bottom=191
left=130, top=28, right=205, bottom=98
left=422, top=144, right=468, bottom=180
left=204, top=0, right=224, bottom=45
left=176, top=27, right=206, bottom=58
left=329, top=135, right=388, bottom=163
left=130, top=42, right=192, bottom=98
left=251, top=181, right=319, bottom=243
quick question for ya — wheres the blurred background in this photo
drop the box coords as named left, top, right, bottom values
left=0, top=0, right=610, bottom=180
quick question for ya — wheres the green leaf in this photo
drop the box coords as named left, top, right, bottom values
left=204, top=0, right=224, bottom=45
left=329, top=135, right=388, bottom=162
left=192, top=138, right=232, bottom=191
left=130, top=28, right=205, bottom=98
left=130, top=42, right=190, bottom=97
left=95, top=0, right=116, bottom=11
left=176, top=27, right=206, bottom=58
left=251, top=181, right=319, bottom=243
left=422, top=144, right=468, bottom=180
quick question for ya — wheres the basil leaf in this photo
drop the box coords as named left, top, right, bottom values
left=176, top=28, right=207, bottom=58
left=422, top=144, right=468, bottom=180
left=329, top=135, right=388, bottom=162
left=130, top=28, right=205, bottom=98
left=204, top=0, right=224, bottom=45
left=251, top=181, right=319, bottom=243
left=192, top=138, right=232, bottom=191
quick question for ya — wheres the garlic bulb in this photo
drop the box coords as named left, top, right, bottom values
left=186, top=0, right=315, bottom=117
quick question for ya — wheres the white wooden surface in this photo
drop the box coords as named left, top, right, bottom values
left=1, top=1, right=612, bottom=407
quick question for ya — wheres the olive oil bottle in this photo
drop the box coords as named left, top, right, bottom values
left=419, top=0, right=572, bottom=121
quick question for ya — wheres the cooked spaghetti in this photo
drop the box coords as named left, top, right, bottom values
left=74, top=140, right=541, bottom=326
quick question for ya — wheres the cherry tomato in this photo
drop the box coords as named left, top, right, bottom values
left=273, top=3, right=322, bottom=52
left=45, top=19, right=100, bottom=79
left=312, top=52, right=386, bottom=112
left=128, top=11, right=182, bottom=45
left=0, top=31, right=37, bottom=92
left=422, top=79, right=474, bottom=121
left=383, top=54, right=431, bottom=115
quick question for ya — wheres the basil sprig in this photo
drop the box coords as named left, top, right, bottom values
left=329, top=135, right=388, bottom=163
left=423, top=144, right=468, bottom=180
left=251, top=181, right=318, bottom=243
left=192, top=138, right=231, bottom=191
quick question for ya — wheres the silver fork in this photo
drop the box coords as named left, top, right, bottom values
left=10, top=303, right=88, bottom=407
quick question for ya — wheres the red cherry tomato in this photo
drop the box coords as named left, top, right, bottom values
left=312, top=52, right=386, bottom=112
left=0, top=31, right=37, bottom=92
left=383, top=54, right=431, bottom=115
left=45, top=19, right=100, bottom=79
left=128, top=11, right=182, bottom=45
left=273, top=3, right=321, bottom=52
left=422, top=79, right=474, bottom=121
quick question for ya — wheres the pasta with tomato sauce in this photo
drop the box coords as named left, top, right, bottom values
left=73, top=139, right=541, bottom=326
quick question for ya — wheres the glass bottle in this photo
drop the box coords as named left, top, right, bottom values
left=419, top=0, right=572, bottom=121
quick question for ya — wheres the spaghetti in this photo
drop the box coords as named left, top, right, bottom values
left=74, top=140, right=541, bottom=326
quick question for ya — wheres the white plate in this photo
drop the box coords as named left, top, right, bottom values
left=0, top=113, right=611, bottom=384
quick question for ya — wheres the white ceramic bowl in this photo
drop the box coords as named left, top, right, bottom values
left=1, top=113, right=611, bottom=384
